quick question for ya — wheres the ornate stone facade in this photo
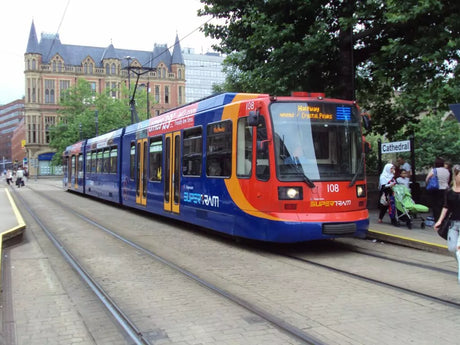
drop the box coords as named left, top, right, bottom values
left=24, top=21, right=185, bottom=176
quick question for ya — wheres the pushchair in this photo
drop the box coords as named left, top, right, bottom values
left=392, top=184, right=429, bottom=229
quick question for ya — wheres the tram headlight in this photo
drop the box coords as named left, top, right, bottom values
left=278, top=187, right=303, bottom=200
left=356, top=184, right=366, bottom=198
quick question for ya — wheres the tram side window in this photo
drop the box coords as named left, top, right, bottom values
left=91, top=151, right=97, bottom=173
left=71, top=155, right=76, bottom=178
left=256, top=117, right=270, bottom=181
left=97, top=150, right=103, bottom=173
left=130, top=143, right=135, bottom=180
left=237, top=118, right=252, bottom=178
left=86, top=152, right=91, bottom=173
left=149, top=138, right=162, bottom=181
left=206, top=120, right=232, bottom=177
left=78, top=154, right=83, bottom=178
left=110, top=147, right=118, bottom=174
left=103, top=148, right=110, bottom=173
left=183, top=127, right=202, bottom=176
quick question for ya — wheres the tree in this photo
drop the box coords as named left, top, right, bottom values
left=199, top=0, right=460, bottom=136
left=49, top=79, right=149, bottom=165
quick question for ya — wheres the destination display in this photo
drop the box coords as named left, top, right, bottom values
left=275, top=102, right=353, bottom=122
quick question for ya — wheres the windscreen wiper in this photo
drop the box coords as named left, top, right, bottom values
left=349, top=154, right=364, bottom=187
left=288, top=163, right=316, bottom=188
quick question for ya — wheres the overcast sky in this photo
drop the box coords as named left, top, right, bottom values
left=0, top=0, right=220, bottom=105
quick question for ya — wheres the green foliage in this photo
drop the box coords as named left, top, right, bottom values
left=200, top=0, right=460, bottom=137
left=49, top=79, right=149, bottom=165
left=394, top=115, right=460, bottom=169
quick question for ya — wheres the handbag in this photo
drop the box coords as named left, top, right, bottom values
left=437, top=211, right=451, bottom=240
left=426, top=168, right=439, bottom=191
left=379, top=193, right=389, bottom=206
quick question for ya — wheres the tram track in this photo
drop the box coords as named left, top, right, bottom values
left=12, top=183, right=323, bottom=345
left=10, top=180, right=460, bottom=345
left=275, top=251, right=460, bottom=309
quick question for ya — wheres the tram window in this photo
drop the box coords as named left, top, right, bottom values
left=237, top=117, right=252, bottom=178
left=149, top=138, right=162, bottom=181
left=102, top=149, right=110, bottom=173
left=78, top=154, right=83, bottom=178
left=206, top=120, right=232, bottom=177
left=256, top=117, right=270, bottom=181
left=97, top=150, right=103, bottom=173
left=71, top=155, right=76, bottom=173
left=86, top=152, right=91, bottom=173
left=91, top=151, right=97, bottom=173
left=130, top=143, right=135, bottom=180
left=110, top=147, right=117, bottom=174
left=183, top=127, right=202, bottom=176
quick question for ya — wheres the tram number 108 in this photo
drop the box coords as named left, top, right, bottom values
left=326, top=184, right=340, bottom=193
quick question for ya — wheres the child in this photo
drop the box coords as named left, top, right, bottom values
left=397, top=169, right=410, bottom=188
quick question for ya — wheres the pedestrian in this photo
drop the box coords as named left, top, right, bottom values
left=396, top=168, right=410, bottom=188
left=16, top=166, right=25, bottom=188
left=445, top=160, right=453, bottom=185
left=6, top=169, right=13, bottom=185
left=434, top=164, right=460, bottom=283
left=378, top=163, right=398, bottom=225
left=425, top=157, right=450, bottom=220
left=396, top=155, right=412, bottom=178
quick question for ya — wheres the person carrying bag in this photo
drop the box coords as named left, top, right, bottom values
left=434, top=164, right=460, bottom=283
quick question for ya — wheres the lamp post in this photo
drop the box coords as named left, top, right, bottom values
left=95, top=110, right=99, bottom=136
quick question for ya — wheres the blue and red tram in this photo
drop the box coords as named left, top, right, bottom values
left=64, top=92, right=369, bottom=242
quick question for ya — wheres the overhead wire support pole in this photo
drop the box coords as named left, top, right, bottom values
left=124, top=66, right=156, bottom=124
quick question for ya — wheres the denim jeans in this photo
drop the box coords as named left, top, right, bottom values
left=447, top=221, right=460, bottom=283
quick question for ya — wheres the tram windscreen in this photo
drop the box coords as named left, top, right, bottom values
left=270, top=102, right=363, bottom=182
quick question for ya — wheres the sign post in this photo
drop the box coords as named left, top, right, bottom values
left=378, top=137, right=418, bottom=200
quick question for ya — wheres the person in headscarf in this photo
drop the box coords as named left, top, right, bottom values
left=378, top=163, right=398, bottom=225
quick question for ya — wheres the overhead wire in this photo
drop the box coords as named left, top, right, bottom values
left=140, top=16, right=215, bottom=67
left=44, top=0, right=71, bottom=61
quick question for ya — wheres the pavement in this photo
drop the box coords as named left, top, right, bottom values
left=0, top=179, right=453, bottom=344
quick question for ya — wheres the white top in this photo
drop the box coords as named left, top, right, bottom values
left=16, top=169, right=24, bottom=178
left=397, top=177, right=410, bottom=188
left=428, top=167, right=450, bottom=190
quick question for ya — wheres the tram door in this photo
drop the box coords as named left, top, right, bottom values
left=164, top=132, right=181, bottom=214
left=135, top=138, right=148, bottom=206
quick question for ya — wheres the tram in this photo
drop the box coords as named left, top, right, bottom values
left=63, top=92, right=369, bottom=242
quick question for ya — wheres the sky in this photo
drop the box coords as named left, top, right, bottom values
left=0, top=0, right=221, bottom=105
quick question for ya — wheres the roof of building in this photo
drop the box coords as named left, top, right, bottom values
left=25, top=21, right=184, bottom=70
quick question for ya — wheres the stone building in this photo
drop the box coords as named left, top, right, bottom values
left=24, top=21, right=185, bottom=176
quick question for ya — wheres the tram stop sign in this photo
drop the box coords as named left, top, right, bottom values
left=449, top=104, right=460, bottom=122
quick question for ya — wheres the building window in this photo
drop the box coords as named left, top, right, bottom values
left=111, top=82, right=117, bottom=98
left=111, top=63, right=116, bottom=75
left=105, top=64, right=110, bottom=75
left=155, top=86, right=160, bottom=103
left=90, top=82, right=96, bottom=95
left=45, top=116, right=56, bottom=144
left=32, top=59, right=36, bottom=70
left=45, top=79, right=55, bottom=104
left=52, top=61, right=56, bottom=72
left=165, top=86, right=169, bottom=104
left=60, top=80, right=70, bottom=101
left=178, top=86, right=184, bottom=104
left=28, top=115, right=39, bottom=144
